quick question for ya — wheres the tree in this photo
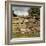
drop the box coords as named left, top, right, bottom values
left=31, top=7, right=40, bottom=16
left=28, top=7, right=40, bottom=20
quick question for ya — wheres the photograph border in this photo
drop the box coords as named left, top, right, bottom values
left=5, top=1, right=45, bottom=45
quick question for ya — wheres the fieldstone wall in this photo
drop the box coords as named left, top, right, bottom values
left=12, top=15, right=40, bottom=38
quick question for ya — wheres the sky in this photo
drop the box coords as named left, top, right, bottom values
left=12, top=6, right=30, bottom=16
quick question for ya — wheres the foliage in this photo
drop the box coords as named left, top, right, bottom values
left=28, top=7, right=40, bottom=18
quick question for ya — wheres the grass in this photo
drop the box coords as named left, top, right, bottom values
left=12, top=31, right=40, bottom=38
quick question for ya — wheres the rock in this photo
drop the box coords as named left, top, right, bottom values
left=21, top=31, right=25, bottom=34
left=12, top=20, right=19, bottom=24
left=12, top=14, right=40, bottom=37
left=31, top=28, right=35, bottom=31
left=34, top=27, right=40, bottom=32
left=33, top=16, right=36, bottom=19
left=26, top=28, right=31, bottom=32
left=29, top=18, right=36, bottom=22
left=19, top=18, right=24, bottom=23
left=19, top=23, right=26, bottom=29
left=24, top=19, right=29, bottom=22
left=20, top=28, right=26, bottom=32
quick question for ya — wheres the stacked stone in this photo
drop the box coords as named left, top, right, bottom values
left=12, top=15, right=40, bottom=37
